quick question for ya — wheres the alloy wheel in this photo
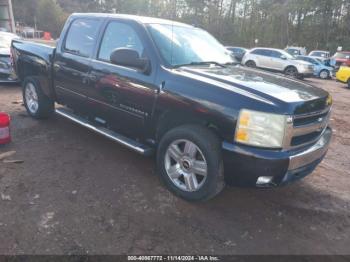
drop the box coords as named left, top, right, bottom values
left=25, top=83, right=39, bottom=114
left=320, top=70, right=329, bottom=79
left=285, top=67, right=298, bottom=78
left=164, top=139, right=208, bottom=192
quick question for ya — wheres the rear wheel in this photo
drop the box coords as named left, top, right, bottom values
left=284, top=66, right=298, bottom=78
left=23, top=77, right=54, bottom=119
left=245, top=60, right=256, bottom=68
left=319, top=70, right=329, bottom=79
left=157, top=125, right=225, bottom=202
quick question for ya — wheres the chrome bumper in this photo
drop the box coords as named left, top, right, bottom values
left=289, top=127, right=332, bottom=170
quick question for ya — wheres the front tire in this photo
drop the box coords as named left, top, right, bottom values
left=319, top=70, right=329, bottom=79
left=245, top=60, right=256, bottom=68
left=23, top=77, right=54, bottom=119
left=347, top=79, right=350, bottom=89
left=157, top=125, right=225, bottom=202
left=284, top=66, right=298, bottom=78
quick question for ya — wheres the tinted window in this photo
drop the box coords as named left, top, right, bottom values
left=287, top=49, right=299, bottom=55
left=231, top=48, right=245, bottom=53
left=270, top=50, right=282, bottom=58
left=252, top=49, right=269, bottom=56
left=64, top=19, right=101, bottom=57
left=310, top=51, right=329, bottom=58
left=99, top=21, right=144, bottom=62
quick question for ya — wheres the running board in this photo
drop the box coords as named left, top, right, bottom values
left=55, top=108, right=154, bottom=156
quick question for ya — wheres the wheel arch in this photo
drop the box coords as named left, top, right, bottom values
left=18, top=58, right=56, bottom=100
left=155, top=110, right=223, bottom=144
left=284, top=65, right=298, bottom=72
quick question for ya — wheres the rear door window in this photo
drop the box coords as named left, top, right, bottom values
left=252, top=49, right=269, bottom=56
left=64, top=18, right=102, bottom=57
left=270, top=50, right=282, bottom=58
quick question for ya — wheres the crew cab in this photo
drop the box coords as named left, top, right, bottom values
left=11, top=14, right=332, bottom=201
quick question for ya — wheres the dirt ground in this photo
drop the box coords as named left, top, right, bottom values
left=0, top=78, right=349, bottom=255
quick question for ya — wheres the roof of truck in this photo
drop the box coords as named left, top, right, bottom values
left=71, top=13, right=193, bottom=28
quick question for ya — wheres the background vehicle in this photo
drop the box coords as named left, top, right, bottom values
left=296, top=55, right=334, bottom=79
left=12, top=14, right=332, bottom=201
left=332, top=51, right=350, bottom=70
left=242, top=47, right=314, bottom=79
left=309, top=50, right=331, bottom=59
left=285, top=46, right=307, bottom=56
left=336, top=66, right=350, bottom=88
left=0, top=31, right=20, bottom=82
left=226, top=46, right=247, bottom=62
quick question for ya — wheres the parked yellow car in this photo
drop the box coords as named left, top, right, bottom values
left=336, top=66, right=350, bottom=88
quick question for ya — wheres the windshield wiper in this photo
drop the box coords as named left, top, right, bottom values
left=174, top=61, right=227, bottom=68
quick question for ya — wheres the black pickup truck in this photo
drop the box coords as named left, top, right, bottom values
left=11, top=13, right=332, bottom=201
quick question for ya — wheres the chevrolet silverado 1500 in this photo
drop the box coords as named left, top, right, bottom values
left=11, top=14, right=332, bottom=201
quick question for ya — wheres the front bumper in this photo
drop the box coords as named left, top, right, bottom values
left=222, top=127, right=332, bottom=187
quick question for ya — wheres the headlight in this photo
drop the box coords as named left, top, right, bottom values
left=235, top=109, right=287, bottom=148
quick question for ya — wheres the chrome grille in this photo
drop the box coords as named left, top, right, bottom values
left=284, top=108, right=331, bottom=149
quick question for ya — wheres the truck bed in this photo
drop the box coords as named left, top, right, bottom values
left=12, top=39, right=56, bottom=99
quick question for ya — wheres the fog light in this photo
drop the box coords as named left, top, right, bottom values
left=256, top=176, right=273, bottom=186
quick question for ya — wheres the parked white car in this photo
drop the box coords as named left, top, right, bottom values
left=0, top=32, right=20, bottom=82
left=242, top=48, right=314, bottom=79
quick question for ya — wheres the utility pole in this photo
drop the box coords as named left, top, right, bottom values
left=0, top=0, right=15, bottom=33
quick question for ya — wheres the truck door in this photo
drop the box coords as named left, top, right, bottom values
left=53, top=18, right=103, bottom=113
left=88, top=20, right=158, bottom=139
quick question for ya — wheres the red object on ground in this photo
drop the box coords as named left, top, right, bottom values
left=0, top=113, right=11, bottom=145
left=43, top=32, right=52, bottom=41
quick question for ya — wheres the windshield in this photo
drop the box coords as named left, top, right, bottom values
left=0, top=33, right=18, bottom=49
left=311, top=51, right=328, bottom=57
left=279, top=50, right=295, bottom=59
left=148, top=24, right=235, bottom=67
left=287, top=49, right=299, bottom=55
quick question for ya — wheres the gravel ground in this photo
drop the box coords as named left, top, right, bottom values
left=0, top=78, right=349, bottom=255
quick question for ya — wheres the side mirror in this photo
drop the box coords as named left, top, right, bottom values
left=281, top=55, right=287, bottom=60
left=110, top=48, right=150, bottom=73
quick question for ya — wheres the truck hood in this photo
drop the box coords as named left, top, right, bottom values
left=178, top=65, right=329, bottom=114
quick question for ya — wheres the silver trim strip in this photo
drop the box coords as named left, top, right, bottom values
left=293, top=114, right=329, bottom=136
left=55, top=108, right=152, bottom=155
left=289, top=128, right=332, bottom=170
left=293, top=107, right=331, bottom=119
left=284, top=108, right=331, bottom=150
